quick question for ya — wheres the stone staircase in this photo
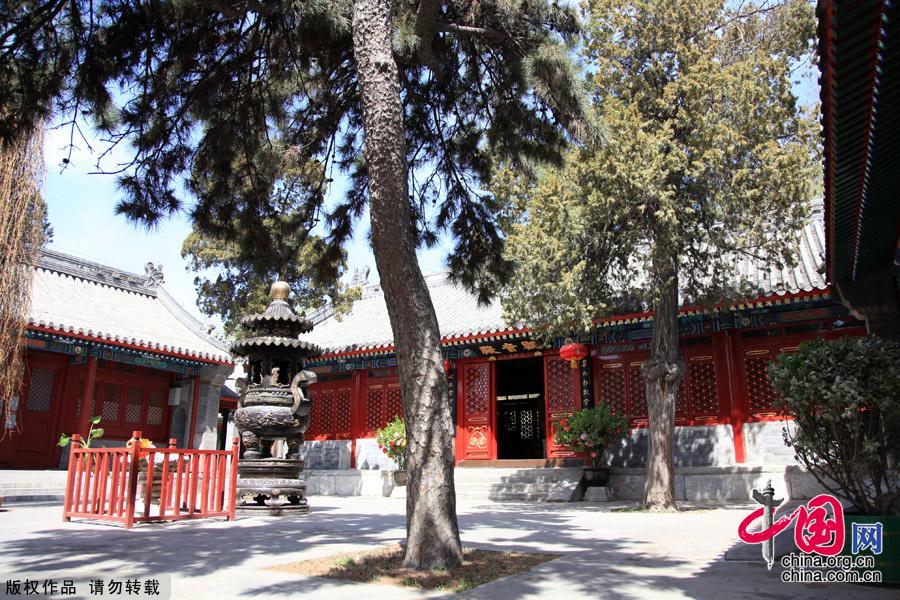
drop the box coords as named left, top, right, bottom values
left=453, top=468, right=583, bottom=503
left=0, top=470, right=67, bottom=503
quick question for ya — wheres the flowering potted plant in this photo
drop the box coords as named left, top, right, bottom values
left=376, top=416, right=408, bottom=486
left=554, top=404, right=628, bottom=486
left=128, top=437, right=163, bottom=502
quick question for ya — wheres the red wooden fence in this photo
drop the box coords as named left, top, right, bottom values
left=63, top=430, right=239, bottom=528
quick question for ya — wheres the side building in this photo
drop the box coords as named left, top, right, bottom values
left=302, top=206, right=867, bottom=470
left=0, top=249, right=233, bottom=469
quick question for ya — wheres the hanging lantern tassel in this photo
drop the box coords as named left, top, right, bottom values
left=559, top=342, right=589, bottom=369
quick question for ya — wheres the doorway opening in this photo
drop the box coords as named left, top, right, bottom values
left=495, top=358, right=545, bottom=459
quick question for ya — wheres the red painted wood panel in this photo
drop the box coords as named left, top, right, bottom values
left=460, top=362, right=492, bottom=460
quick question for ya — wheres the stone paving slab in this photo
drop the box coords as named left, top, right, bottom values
left=0, top=497, right=892, bottom=599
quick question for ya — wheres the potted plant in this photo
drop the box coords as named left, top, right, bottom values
left=128, top=436, right=164, bottom=502
left=58, top=416, right=105, bottom=475
left=376, top=417, right=408, bottom=486
left=58, top=415, right=105, bottom=450
left=554, top=404, right=628, bottom=487
left=769, top=336, right=900, bottom=581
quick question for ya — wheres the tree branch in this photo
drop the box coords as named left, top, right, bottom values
left=435, top=22, right=508, bottom=42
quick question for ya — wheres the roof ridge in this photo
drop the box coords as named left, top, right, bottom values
left=156, top=287, right=230, bottom=352
left=38, top=248, right=159, bottom=296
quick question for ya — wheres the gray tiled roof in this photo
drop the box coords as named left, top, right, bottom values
left=306, top=209, right=828, bottom=354
left=29, top=249, right=231, bottom=363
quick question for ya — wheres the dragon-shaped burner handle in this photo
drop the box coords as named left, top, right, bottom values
left=289, top=370, right=317, bottom=414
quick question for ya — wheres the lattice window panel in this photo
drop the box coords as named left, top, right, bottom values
left=547, top=357, right=576, bottom=413
left=675, top=379, right=688, bottom=419
left=687, top=359, right=719, bottom=418
left=520, top=409, right=538, bottom=440
left=745, top=352, right=778, bottom=413
left=464, top=364, right=490, bottom=415
left=333, top=388, right=353, bottom=433
left=147, top=390, right=165, bottom=425
left=384, top=385, right=403, bottom=423
left=74, top=382, right=99, bottom=417
left=598, top=364, right=626, bottom=416
left=627, top=363, right=648, bottom=419
left=310, top=389, right=334, bottom=435
left=25, top=367, right=55, bottom=412
left=102, top=383, right=121, bottom=421
left=366, top=386, right=385, bottom=430
left=125, top=387, right=143, bottom=423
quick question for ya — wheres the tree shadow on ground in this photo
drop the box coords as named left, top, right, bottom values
left=9, top=499, right=879, bottom=599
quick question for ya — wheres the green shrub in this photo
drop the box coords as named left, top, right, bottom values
left=768, top=336, right=900, bottom=515
left=376, top=416, right=407, bottom=470
left=553, top=404, right=628, bottom=468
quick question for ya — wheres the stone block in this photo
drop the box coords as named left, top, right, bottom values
left=608, top=425, right=734, bottom=468
left=583, top=486, right=611, bottom=502
left=785, top=466, right=832, bottom=500
left=683, top=470, right=791, bottom=502
left=742, top=421, right=798, bottom=466
left=607, top=473, right=686, bottom=501
left=299, top=440, right=351, bottom=470
left=545, top=479, right=580, bottom=502
left=354, top=438, right=398, bottom=470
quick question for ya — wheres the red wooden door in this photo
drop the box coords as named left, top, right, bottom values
left=460, top=362, right=492, bottom=460
left=14, top=361, right=65, bottom=468
left=544, top=355, right=578, bottom=459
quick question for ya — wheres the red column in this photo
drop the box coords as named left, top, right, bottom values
left=76, top=356, right=98, bottom=438
left=349, top=369, right=364, bottom=468
left=722, top=330, right=746, bottom=463
left=187, top=376, right=200, bottom=449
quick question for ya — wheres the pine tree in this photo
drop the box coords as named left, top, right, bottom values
left=499, top=0, right=818, bottom=510
left=1, top=0, right=585, bottom=567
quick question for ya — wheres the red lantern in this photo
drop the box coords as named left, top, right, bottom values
left=443, top=359, right=452, bottom=374
left=559, top=342, right=589, bottom=368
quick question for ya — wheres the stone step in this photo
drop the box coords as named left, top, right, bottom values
left=450, top=467, right=583, bottom=502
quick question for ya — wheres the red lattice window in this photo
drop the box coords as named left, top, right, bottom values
left=745, top=351, right=778, bottom=413
left=25, top=367, right=56, bottom=413
left=147, top=390, right=165, bottom=425
left=675, top=379, right=688, bottom=419
left=598, top=364, right=626, bottom=416
left=366, top=386, right=384, bottom=430
left=125, top=387, right=143, bottom=423
left=601, top=349, right=723, bottom=424
left=102, top=383, right=121, bottom=422
left=365, top=381, right=402, bottom=433
left=67, top=366, right=169, bottom=439
left=384, top=385, right=403, bottom=423
left=686, top=358, right=718, bottom=418
left=309, top=385, right=353, bottom=437
left=333, top=388, right=353, bottom=433
left=546, top=357, right=577, bottom=413
left=464, top=363, right=490, bottom=416
left=626, top=363, right=648, bottom=419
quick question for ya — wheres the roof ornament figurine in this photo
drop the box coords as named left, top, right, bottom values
left=143, top=262, right=165, bottom=288
left=231, top=280, right=322, bottom=514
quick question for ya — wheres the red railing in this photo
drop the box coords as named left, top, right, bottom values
left=63, top=429, right=239, bottom=528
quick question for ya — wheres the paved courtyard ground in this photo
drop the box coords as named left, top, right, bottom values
left=0, top=496, right=893, bottom=599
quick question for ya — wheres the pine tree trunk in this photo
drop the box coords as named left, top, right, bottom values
left=351, top=0, right=464, bottom=570
left=642, top=255, right=683, bottom=511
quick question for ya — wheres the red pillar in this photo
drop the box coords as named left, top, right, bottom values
left=187, top=376, right=200, bottom=449
left=349, top=370, right=364, bottom=468
left=76, top=356, right=98, bottom=437
left=722, top=330, right=746, bottom=463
